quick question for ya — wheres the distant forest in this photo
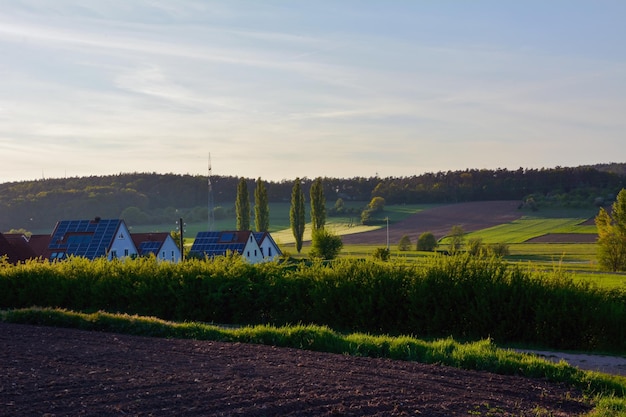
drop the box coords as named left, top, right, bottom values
left=1, top=163, right=625, bottom=232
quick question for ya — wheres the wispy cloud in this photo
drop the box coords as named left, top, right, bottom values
left=0, top=1, right=624, bottom=182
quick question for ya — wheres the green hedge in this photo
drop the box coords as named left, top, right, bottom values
left=1, top=254, right=625, bottom=352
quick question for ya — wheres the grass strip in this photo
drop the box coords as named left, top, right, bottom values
left=2, top=307, right=625, bottom=416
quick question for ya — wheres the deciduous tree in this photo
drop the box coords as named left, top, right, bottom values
left=416, top=232, right=437, bottom=251
left=596, top=189, right=626, bottom=271
left=448, top=225, right=465, bottom=254
left=398, top=235, right=412, bottom=251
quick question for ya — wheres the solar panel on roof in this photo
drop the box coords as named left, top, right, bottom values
left=220, top=232, right=234, bottom=242
left=48, top=219, right=121, bottom=259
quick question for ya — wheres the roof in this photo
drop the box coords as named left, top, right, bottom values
left=189, top=231, right=252, bottom=258
left=131, top=233, right=171, bottom=256
left=0, top=233, right=19, bottom=264
left=48, top=218, right=124, bottom=259
left=253, top=232, right=282, bottom=253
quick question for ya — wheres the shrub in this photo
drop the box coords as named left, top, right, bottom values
left=467, top=237, right=485, bottom=256
left=309, top=229, right=343, bottom=260
left=416, top=232, right=437, bottom=251
left=398, top=235, right=412, bottom=251
left=372, top=247, right=390, bottom=261
left=488, top=242, right=510, bottom=257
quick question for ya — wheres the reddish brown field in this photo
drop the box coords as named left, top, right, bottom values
left=341, top=200, right=597, bottom=245
left=0, top=323, right=591, bottom=416
left=342, top=200, right=524, bottom=245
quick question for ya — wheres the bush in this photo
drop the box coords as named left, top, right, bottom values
left=398, top=235, right=412, bottom=251
left=467, top=238, right=485, bottom=256
left=309, top=229, right=343, bottom=260
left=416, top=232, right=437, bottom=251
left=488, top=242, right=510, bottom=257
left=372, top=247, right=390, bottom=261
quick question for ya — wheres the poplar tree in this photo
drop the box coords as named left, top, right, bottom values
left=254, top=177, right=270, bottom=232
left=290, top=177, right=305, bottom=253
left=310, top=177, right=326, bottom=231
left=235, top=177, right=250, bottom=230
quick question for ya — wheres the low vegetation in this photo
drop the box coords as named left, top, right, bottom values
left=2, top=254, right=625, bottom=353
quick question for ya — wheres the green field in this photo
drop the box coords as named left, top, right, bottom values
left=130, top=202, right=626, bottom=289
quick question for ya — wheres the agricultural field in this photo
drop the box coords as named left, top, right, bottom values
left=129, top=200, right=626, bottom=289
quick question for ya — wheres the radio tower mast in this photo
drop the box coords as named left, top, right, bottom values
left=207, top=153, right=215, bottom=231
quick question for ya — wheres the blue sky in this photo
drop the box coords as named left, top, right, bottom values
left=1, top=1, right=624, bottom=183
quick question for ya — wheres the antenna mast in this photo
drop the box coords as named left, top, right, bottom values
left=207, top=153, right=215, bottom=231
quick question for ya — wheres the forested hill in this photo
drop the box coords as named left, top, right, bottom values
left=1, top=164, right=625, bottom=231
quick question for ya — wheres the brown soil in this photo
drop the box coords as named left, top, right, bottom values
left=0, top=323, right=591, bottom=416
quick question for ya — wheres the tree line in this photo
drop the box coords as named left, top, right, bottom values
left=1, top=165, right=625, bottom=231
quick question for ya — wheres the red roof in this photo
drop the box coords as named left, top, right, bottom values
left=1, top=233, right=52, bottom=264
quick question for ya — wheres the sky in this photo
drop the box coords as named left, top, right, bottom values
left=1, top=1, right=625, bottom=183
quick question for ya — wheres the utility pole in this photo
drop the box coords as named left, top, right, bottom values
left=386, top=217, right=389, bottom=250
left=207, top=153, right=215, bottom=232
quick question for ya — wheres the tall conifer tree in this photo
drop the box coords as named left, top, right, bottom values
left=254, top=177, right=270, bottom=232
left=290, top=177, right=305, bottom=253
left=235, top=177, right=250, bottom=230
left=310, top=177, right=326, bottom=231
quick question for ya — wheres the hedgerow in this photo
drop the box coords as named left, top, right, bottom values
left=1, top=254, right=625, bottom=352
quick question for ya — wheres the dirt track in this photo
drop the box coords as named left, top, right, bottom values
left=0, top=323, right=591, bottom=416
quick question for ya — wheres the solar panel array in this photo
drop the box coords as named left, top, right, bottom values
left=139, top=241, right=162, bottom=256
left=49, top=219, right=120, bottom=259
left=190, top=231, right=245, bottom=257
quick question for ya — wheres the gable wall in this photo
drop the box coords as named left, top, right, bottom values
left=157, top=236, right=181, bottom=262
left=108, top=222, right=138, bottom=260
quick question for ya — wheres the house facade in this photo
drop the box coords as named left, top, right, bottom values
left=190, top=230, right=282, bottom=264
left=132, top=233, right=181, bottom=262
left=47, top=218, right=137, bottom=261
left=253, top=232, right=282, bottom=262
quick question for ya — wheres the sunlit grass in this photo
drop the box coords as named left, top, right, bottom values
left=450, top=216, right=596, bottom=244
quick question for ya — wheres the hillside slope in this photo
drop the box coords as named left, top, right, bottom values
left=341, top=200, right=523, bottom=245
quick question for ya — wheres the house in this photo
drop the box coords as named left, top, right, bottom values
left=189, top=230, right=282, bottom=263
left=0, top=233, right=20, bottom=264
left=1, top=233, right=51, bottom=264
left=46, top=217, right=137, bottom=261
left=253, top=232, right=282, bottom=262
left=131, top=232, right=181, bottom=262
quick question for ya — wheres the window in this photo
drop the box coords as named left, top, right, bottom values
left=268, top=247, right=272, bottom=257
left=111, top=250, right=117, bottom=258
left=124, top=249, right=129, bottom=257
